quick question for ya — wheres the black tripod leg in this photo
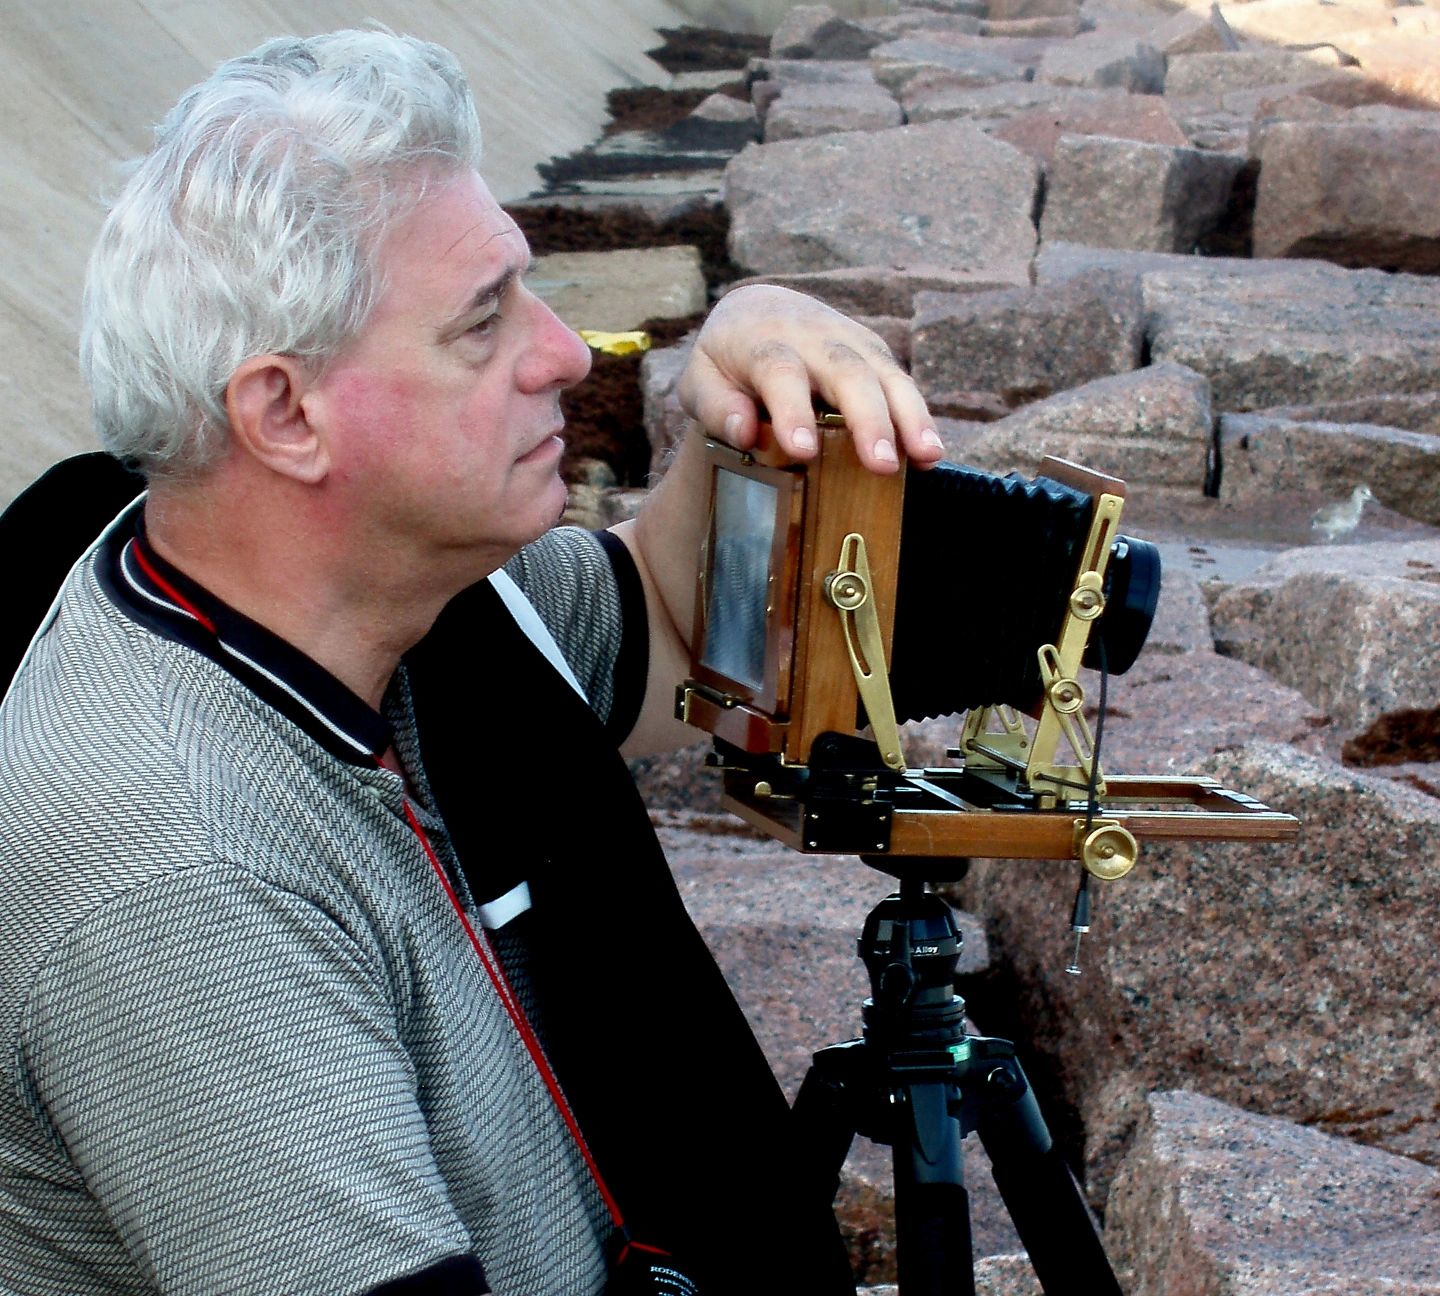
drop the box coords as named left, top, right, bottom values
left=893, top=1082, right=974, bottom=1296
left=792, top=1045, right=863, bottom=1207
left=975, top=1061, right=1122, bottom=1296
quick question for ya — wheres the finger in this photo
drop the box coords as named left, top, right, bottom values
left=811, top=340, right=903, bottom=474
left=675, top=347, right=759, bottom=451
left=876, top=366, right=944, bottom=468
left=743, top=339, right=822, bottom=461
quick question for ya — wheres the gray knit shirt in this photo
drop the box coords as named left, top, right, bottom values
left=0, top=526, right=631, bottom=1295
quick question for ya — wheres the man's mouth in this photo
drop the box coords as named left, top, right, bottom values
left=517, top=432, right=565, bottom=465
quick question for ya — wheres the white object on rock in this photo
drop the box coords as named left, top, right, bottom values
left=1311, top=484, right=1374, bottom=541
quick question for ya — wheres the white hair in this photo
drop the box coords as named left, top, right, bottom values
left=80, top=30, right=484, bottom=478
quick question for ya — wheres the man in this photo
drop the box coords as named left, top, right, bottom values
left=0, top=30, right=941, bottom=1296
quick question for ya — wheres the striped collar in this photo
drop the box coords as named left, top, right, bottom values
left=96, top=505, right=391, bottom=766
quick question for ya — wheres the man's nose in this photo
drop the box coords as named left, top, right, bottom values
left=518, top=290, right=593, bottom=392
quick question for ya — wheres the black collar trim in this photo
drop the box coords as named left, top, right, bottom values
left=97, top=506, right=392, bottom=766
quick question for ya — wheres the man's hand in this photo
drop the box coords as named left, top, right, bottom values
left=675, top=284, right=943, bottom=474
left=617, top=286, right=943, bottom=758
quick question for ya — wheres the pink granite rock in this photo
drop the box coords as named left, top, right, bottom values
left=1163, top=47, right=1348, bottom=99
left=751, top=57, right=881, bottom=125
left=639, top=337, right=695, bottom=476
left=1166, top=80, right=1345, bottom=152
left=901, top=0, right=988, bottom=14
left=1034, top=240, right=1304, bottom=287
left=870, top=36, right=1032, bottom=95
left=771, top=4, right=890, bottom=60
left=987, top=0, right=1079, bottom=21
left=993, top=90, right=1189, bottom=161
left=1036, top=32, right=1165, bottom=93
left=1277, top=70, right=1440, bottom=115
left=904, top=78, right=1078, bottom=126
left=1257, top=392, right=1440, bottom=438
left=910, top=270, right=1144, bottom=405
left=1216, top=415, right=1440, bottom=526
left=951, top=741, right=1440, bottom=1198
left=1138, top=566, right=1212, bottom=657
left=764, top=82, right=902, bottom=142
left=1039, top=134, right=1244, bottom=252
left=688, top=92, right=757, bottom=126
left=724, top=121, right=1039, bottom=276
left=860, top=8, right=986, bottom=40
left=1252, top=117, right=1440, bottom=274
left=926, top=391, right=1015, bottom=422
left=1106, top=1090, right=1440, bottom=1296
left=1081, top=651, right=1333, bottom=775
left=981, top=15, right=1090, bottom=38
left=1140, top=262, right=1440, bottom=412
left=1145, top=4, right=1239, bottom=57
left=1209, top=538, right=1440, bottom=733
left=939, top=361, right=1213, bottom=492
left=749, top=56, right=883, bottom=94
left=728, top=263, right=1031, bottom=320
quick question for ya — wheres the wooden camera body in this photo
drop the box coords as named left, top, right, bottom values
left=676, top=420, right=1297, bottom=880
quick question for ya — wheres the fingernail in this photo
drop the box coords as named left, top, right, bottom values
left=792, top=427, right=816, bottom=452
left=921, top=427, right=943, bottom=451
left=724, top=412, right=743, bottom=439
left=874, top=439, right=898, bottom=464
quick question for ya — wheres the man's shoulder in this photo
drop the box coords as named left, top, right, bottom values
left=3, top=559, right=320, bottom=906
left=0, top=564, right=406, bottom=1056
left=3, top=561, right=192, bottom=803
left=1, top=566, right=223, bottom=958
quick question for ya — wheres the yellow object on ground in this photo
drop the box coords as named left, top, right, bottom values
left=577, top=330, right=653, bottom=356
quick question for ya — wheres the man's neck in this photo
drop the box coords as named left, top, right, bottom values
left=143, top=475, right=485, bottom=710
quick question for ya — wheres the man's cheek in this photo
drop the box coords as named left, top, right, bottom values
left=327, top=371, right=426, bottom=459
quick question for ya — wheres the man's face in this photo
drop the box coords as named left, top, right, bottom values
left=308, top=168, right=592, bottom=581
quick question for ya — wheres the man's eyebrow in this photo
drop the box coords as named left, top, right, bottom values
left=437, top=256, right=536, bottom=342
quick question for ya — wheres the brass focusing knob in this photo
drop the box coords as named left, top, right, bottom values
left=1080, top=823, right=1138, bottom=881
left=1070, top=585, right=1105, bottom=620
left=1048, top=677, right=1085, bottom=714
left=826, top=571, right=869, bottom=611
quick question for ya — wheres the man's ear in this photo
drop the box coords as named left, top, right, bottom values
left=225, top=355, right=331, bottom=485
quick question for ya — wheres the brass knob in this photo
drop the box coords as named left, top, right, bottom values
left=1080, top=824, right=1138, bottom=881
left=1048, top=677, right=1084, bottom=714
left=826, top=571, right=869, bottom=611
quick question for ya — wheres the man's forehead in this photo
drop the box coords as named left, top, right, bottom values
left=452, top=214, right=528, bottom=269
left=420, top=173, right=523, bottom=258
left=379, top=172, right=531, bottom=304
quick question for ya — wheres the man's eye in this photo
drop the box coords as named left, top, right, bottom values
left=469, top=312, right=502, bottom=336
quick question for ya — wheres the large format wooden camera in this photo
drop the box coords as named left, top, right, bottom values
left=676, top=417, right=1297, bottom=881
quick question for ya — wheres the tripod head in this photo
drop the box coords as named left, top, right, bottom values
left=858, top=879, right=968, bottom=1064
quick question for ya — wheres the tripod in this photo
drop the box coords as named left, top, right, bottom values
left=792, top=872, right=1123, bottom=1296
